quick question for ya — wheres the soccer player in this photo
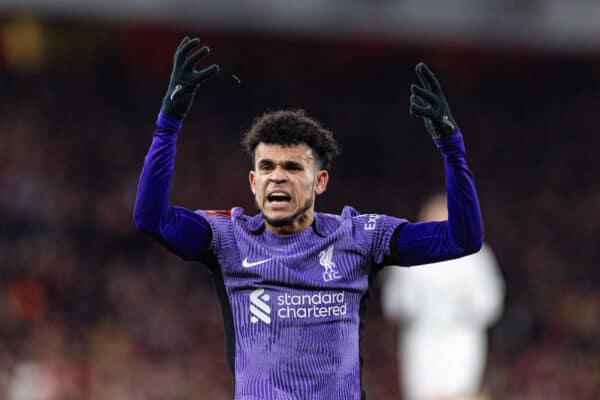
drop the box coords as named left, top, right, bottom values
left=133, top=37, right=483, bottom=400
left=381, top=194, right=505, bottom=400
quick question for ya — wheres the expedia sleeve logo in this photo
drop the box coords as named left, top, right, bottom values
left=363, top=214, right=381, bottom=231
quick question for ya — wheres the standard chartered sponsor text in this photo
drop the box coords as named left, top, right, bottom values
left=277, top=291, right=347, bottom=319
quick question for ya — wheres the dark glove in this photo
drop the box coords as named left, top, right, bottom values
left=409, top=62, right=459, bottom=139
left=161, top=37, right=219, bottom=120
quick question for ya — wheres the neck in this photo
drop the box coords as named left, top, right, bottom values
left=264, top=209, right=315, bottom=234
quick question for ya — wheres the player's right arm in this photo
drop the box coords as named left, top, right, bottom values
left=133, top=37, right=219, bottom=260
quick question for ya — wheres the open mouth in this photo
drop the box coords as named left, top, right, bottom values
left=267, top=191, right=292, bottom=203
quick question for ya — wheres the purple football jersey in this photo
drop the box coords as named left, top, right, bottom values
left=196, top=206, right=405, bottom=399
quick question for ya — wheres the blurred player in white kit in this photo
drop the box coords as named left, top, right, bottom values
left=381, top=194, right=505, bottom=400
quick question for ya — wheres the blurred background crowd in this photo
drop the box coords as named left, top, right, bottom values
left=1, top=2, right=599, bottom=398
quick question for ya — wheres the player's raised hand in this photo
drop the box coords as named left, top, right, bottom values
left=409, top=62, right=459, bottom=139
left=162, top=36, right=220, bottom=120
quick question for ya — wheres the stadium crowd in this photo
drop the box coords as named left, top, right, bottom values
left=0, top=27, right=599, bottom=399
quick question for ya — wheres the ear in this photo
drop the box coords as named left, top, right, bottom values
left=314, top=169, right=329, bottom=195
left=249, top=170, right=256, bottom=194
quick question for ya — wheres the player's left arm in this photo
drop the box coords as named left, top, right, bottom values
left=389, top=63, right=483, bottom=266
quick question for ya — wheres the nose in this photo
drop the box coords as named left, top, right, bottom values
left=269, top=164, right=288, bottom=182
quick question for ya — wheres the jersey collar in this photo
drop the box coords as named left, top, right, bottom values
left=247, top=212, right=334, bottom=238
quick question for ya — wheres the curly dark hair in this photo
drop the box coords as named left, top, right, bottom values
left=241, top=109, right=340, bottom=171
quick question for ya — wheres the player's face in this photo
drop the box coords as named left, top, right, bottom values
left=249, top=143, right=328, bottom=234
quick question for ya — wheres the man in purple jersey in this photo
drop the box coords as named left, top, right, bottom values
left=134, top=37, right=483, bottom=400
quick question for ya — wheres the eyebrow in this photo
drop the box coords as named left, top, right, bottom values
left=257, top=159, right=304, bottom=169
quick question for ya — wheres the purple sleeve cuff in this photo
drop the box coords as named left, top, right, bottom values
left=157, top=109, right=184, bottom=133
left=433, top=130, right=466, bottom=156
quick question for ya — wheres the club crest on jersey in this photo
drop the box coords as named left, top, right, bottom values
left=319, top=245, right=341, bottom=282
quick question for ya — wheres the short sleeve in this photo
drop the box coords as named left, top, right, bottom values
left=351, top=212, right=407, bottom=265
left=194, top=209, right=234, bottom=260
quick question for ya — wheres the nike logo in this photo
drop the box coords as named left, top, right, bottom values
left=170, top=84, right=183, bottom=101
left=242, top=257, right=273, bottom=268
left=442, top=115, right=455, bottom=130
